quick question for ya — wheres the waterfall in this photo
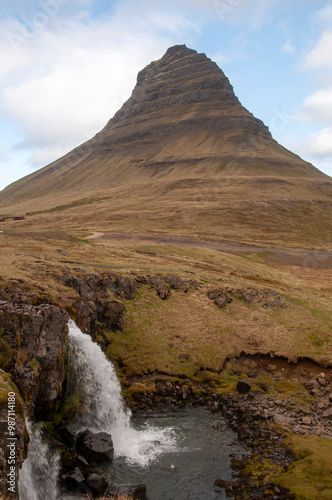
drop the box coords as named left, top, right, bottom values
left=18, top=421, right=60, bottom=500
left=68, top=320, right=177, bottom=466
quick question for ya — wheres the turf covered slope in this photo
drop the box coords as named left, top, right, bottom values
left=0, top=45, right=331, bottom=249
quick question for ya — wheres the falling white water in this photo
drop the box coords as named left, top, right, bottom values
left=18, top=420, right=60, bottom=500
left=68, top=320, right=177, bottom=466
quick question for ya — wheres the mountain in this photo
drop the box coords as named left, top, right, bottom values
left=1, top=45, right=331, bottom=248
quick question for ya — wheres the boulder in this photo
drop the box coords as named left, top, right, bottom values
left=86, top=473, right=108, bottom=496
left=148, top=276, right=170, bottom=300
left=207, top=290, right=232, bottom=308
left=273, top=414, right=290, bottom=426
left=60, top=426, right=77, bottom=448
left=322, top=408, right=332, bottom=421
left=236, top=380, right=251, bottom=394
left=113, top=276, right=136, bottom=300
left=76, top=455, right=93, bottom=476
left=76, top=430, right=114, bottom=464
left=61, top=467, right=87, bottom=492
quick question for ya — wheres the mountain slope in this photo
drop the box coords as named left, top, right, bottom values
left=0, top=45, right=331, bottom=249
left=0, top=45, right=325, bottom=205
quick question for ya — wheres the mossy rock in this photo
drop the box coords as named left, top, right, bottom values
left=0, top=338, right=13, bottom=370
left=126, top=382, right=156, bottom=396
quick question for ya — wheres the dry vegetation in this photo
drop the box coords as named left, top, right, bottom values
left=1, top=175, right=332, bottom=251
left=1, top=227, right=331, bottom=371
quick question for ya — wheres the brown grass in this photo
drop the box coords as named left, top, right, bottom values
left=1, top=230, right=331, bottom=369
left=1, top=174, right=332, bottom=251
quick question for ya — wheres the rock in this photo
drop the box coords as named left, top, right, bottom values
left=86, top=473, right=108, bottom=495
left=260, top=383, right=272, bottom=392
left=0, top=302, right=69, bottom=416
left=214, top=479, right=232, bottom=488
left=322, top=408, right=332, bottom=421
left=237, top=424, right=248, bottom=441
left=60, top=273, right=126, bottom=336
left=76, top=430, right=114, bottom=464
left=212, top=421, right=226, bottom=431
left=164, top=275, right=185, bottom=289
left=266, top=364, right=277, bottom=373
left=215, top=295, right=231, bottom=308
left=60, top=426, right=77, bottom=448
left=148, top=276, right=170, bottom=300
left=113, top=277, right=136, bottom=300
left=207, top=290, right=232, bottom=308
left=236, top=380, right=251, bottom=394
left=317, top=376, right=328, bottom=387
left=105, top=483, right=147, bottom=499
left=55, top=249, right=69, bottom=256
left=302, top=417, right=312, bottom=425
left=311, top=388, right=324, bottom=397
left=177, top=385, right=188, bottom=400
left=274, top=414, right=290, bottom=426
left=61, top=467, right=87, bottom=492
left=0, top=373, right=26, bottom=494
left=76, top=455, right=93, bottom=476
left=61, top=446, right=78, bottom=469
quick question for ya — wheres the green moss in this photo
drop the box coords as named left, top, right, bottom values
left=29, top=357, right=41, bottom=377
left=0, top=373, right=25, bottom=418
left=124, top=382, right=156, bottom=402
left=275, top=435, right=332, bottom=500
left=52, top=394, right=82, bottom=427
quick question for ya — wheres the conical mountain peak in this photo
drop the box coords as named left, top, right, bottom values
left=0, top=45, right=325, bottom=212
left=111, top=44, right=240, bottom=126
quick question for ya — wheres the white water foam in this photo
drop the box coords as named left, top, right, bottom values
left=68, top=319, right=177, bottom=466
left=18, top=420, right=60, bottom=500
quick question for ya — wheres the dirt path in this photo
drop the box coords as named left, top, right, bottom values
left=85, top=231, right=105, bottom=240
left=94, top=231, right=332, bottom=268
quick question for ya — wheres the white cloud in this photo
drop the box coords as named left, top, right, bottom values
left=305, top=127, right=332, bottom=157
left=282, top=38, right=296, bottom=55
left=303, top=31, right=332, bottom=70
left=0, top=1, right=202, bottom=173
left=296, top=7, right=332, bottom=170
left=313, top=4, right=332, bottom=27
left=300, top=87, right=332, bottom=125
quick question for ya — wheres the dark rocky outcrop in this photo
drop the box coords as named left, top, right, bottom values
left=0, top=302, right=69, bottom=417
left=207, top=286, right=285, bottom=310
left=76, top=430, right=114, bottom=465
left=146, top=276, right=170, bottom=300
left=59, top=273, right=126, bottom=339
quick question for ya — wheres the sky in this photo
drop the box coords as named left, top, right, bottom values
left=1, top=0, right=332, bottom=190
